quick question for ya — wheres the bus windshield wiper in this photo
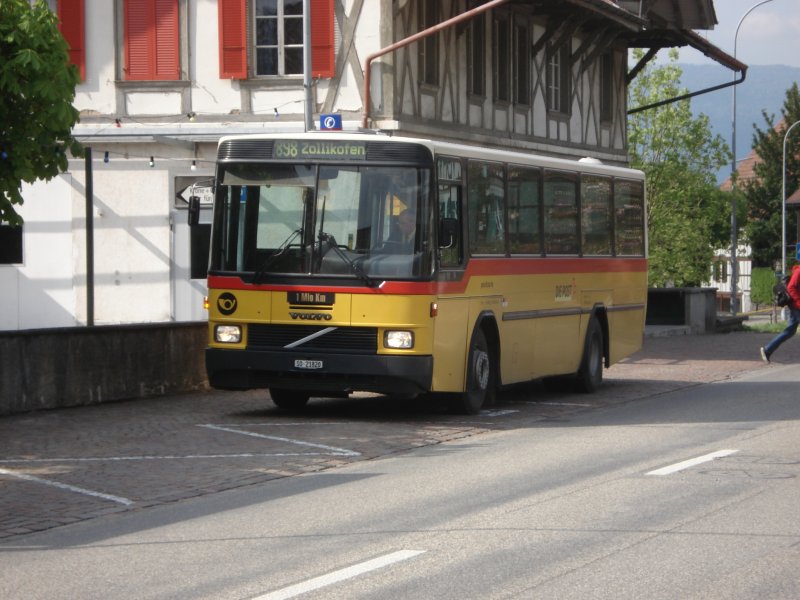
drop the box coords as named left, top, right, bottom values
left=318, top=232, right=377, bottom=287
left=251, top=228, right=302, bottom=284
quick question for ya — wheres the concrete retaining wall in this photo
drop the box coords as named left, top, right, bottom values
left=0, top=323, right=208, bottom=416
left=646, top=287, right=718, bottom=334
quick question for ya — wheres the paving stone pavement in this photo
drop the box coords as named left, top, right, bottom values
left=0, top=328, right=794, bottom=542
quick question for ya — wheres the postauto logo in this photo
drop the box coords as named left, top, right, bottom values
left=217, top=292, right=237, bottom=316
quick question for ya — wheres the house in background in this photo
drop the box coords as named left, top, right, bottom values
left=713, top=118, right=800, bottom=313
left=1, top=0, right=741, bottom=330
left=714, top=147, right=757, bottom=314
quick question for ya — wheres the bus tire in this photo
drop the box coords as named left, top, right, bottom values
left=575, top=318, right=603, bottom=393
left=449, top=328, right=494, bottom=415
left=269, top=388, right=310, bottom=410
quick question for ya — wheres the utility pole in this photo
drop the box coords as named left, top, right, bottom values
left=303, top=0, right=313, bottom=132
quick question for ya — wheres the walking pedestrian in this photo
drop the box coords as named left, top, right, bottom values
left=761, top=264, right=800, bottom=362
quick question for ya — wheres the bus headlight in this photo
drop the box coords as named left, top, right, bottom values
left=385, top=330, right=414, bottom=349
left=215, top=325, right=242, bottom=344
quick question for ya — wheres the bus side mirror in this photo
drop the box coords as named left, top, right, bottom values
left=188, top=196, right=201, bottom=226
left=439, top=218, right=458, bottom=249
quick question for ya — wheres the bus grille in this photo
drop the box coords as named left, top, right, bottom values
left=248, top=324, right=378, bottom=354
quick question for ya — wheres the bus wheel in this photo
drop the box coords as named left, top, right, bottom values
left=576, top=319, right=603, bottom=393
left=449, top=328, right=494, bottom=415
left=269, top=388, right=310, bottom=410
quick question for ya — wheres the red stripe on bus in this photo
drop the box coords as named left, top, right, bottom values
left=207, top=257, right=647, bottom=295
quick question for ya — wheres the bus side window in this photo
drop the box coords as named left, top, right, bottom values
left=614, top=179, right=645, bottom=256
left=508, top=166, right=541, bottom=255
left=543, top=170, right=579, bottom=255
left=467, top=160, right=506, bottom=255
left=581, top=175, right=612, bottom=256
left=438, top=183, right=463, bottom=267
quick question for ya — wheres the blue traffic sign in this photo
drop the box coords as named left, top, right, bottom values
left=320, top=114, right=342, bottom=130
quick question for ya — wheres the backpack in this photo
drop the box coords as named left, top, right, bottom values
left=773, top=275, right=792, bottom=307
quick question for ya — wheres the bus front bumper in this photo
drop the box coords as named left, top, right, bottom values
left=206, top=348, right=433, bottom=396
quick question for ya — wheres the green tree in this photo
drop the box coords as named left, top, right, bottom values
left=628, top=49, right=732, bottom=287
left=743, top=83, right=800, bottom=270
left=750, top=266, right=777, bottom=307
left=0, top=0, right=82, bottom=225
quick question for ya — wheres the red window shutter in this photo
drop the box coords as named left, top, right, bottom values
left=57, top=0, right=85, bottom=81
left=124, top=0, right=179, bottom=81
left=311, top=0, right=335, bottom=79
left=154, top=0, right=180, bottom=79
left=125, top=0, right=153, bottom=80
left=218, top=0, right=247, bottom=79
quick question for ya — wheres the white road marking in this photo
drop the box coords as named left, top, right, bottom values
left=199, top=424, right=361, bottom=456
left=646, top=449, right=739, bottom=476
left=537, top=402, right=593, bottom=407
left=0, top=423, right=362, bottom=466
left=254, top=550, right=426, bottom=600
left=0, top=467, right=133, bottom=506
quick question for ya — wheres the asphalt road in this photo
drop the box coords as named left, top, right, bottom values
left=1, top=330, right=799, bottom=598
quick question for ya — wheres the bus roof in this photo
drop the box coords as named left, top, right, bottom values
left=215, top=131, right=644, bottom=179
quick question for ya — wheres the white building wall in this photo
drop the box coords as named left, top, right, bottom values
left=69, top=160, right=172, bottom=324
left=190, top=0, right=242, bottom=115
left=0, top=177, right=76, bottom=330
left=72, top=0, right=116, bottom=115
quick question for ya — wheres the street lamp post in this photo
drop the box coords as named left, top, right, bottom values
left=782, top=120, right=800, bottom=278
left=730, top=0, right=776, bottom=315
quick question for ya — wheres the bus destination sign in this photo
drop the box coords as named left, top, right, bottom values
left=274, top=140, right=366, bottom=160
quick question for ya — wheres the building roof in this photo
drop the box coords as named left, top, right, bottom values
left=720, top=150, right=759, bottom=192
left=721, top=118, right=800, bottom=201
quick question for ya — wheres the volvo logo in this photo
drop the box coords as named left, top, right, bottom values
left=290, top=312, right=332, bottom=321
left=217, top=292, right=238, bottom=315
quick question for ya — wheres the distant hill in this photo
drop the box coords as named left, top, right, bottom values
left=676, top=63, right=800, bottom=183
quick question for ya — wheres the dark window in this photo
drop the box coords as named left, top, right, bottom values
left=514, top=23, right=530, bottom=105
left=438, top=184, right=463, bottom=267
left=437, top=156, right=464, bottom=267
left=468, top=13, right=485, bottom=96
left=600, top=52, right=614, bottom=122
left=547, top=43, right=571, bottom=114
left=219, top=0, right=335, bottom=79
left=614, top=179, right=645, bottom=256
left=419, top=0, right=438, bottom=85
left=508, top=166, right=540, bottom=254
left=0, top=224, right=23, bottom=265
left=255, top=0, right=304, bottom=76
left=713, top=259, right=728, bottom=283
left=493, top=14, right=510, bottom=102
left=468, top=161, right=506, bottom=255
left=543, top=170, right=578, bottom=254
left=581, top=175, right=612, bottom=255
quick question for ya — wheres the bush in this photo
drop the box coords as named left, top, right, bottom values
left=750, top=267, right=778, bottom=307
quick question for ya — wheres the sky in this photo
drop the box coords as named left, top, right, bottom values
left=677, top=0, right=800, bottom=68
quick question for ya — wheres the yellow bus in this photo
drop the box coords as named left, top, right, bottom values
left=201, top=133, right=646, bottom=414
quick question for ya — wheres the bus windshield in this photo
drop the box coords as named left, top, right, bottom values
left=210, top=162, right=433, bottom=282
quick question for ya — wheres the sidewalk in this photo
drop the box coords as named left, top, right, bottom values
left=611, top=327, right=798, bottom=389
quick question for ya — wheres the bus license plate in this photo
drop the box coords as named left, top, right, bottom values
left=294, top=359, right=323, bottom=370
